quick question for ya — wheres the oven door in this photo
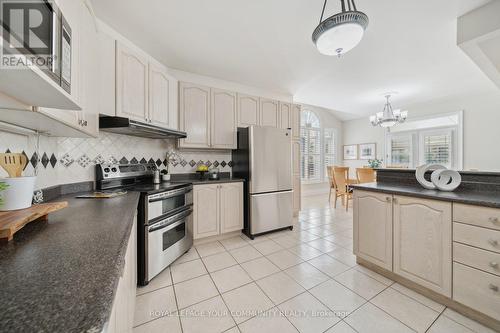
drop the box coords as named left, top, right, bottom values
left=147, top=208, right=193, bottom=281
left=147, top=186, right=193, bottom=222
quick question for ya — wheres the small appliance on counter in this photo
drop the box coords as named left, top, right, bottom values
left=208, top=168, right=220, bottom=180
left=96, top=163, right=193, bottom=286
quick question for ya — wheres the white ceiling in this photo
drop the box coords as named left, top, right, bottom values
left=91, top=0, right=497, bottom=120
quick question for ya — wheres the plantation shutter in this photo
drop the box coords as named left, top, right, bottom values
left=300, top=127, right=321, bottom=181
left=423, top=132, right=452, bottom=168
left=390, top=135, right=411, bottom=167
left=324, top=128, right=335, bottom=175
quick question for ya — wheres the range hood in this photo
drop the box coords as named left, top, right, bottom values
left=99, top=116, right=187, bottom=139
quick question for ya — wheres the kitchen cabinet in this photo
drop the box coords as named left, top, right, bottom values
left=116, top=42, right=149, bottom=122
left=179, top=82, right=211, bottom=148
left=393, top=195, right=452, bottom=296
left=293, top=176, right=301, bottom=216
left=220, top=183, right=244, bottom=233
left=97, top=26, right=116, bottom=117
left=193, top=184, right=220, bottom=239
left=211, top=88, right=237, bottom=149
left=291, top=104, right=301, bottom=139
left=104, top=215, right=137, bottom=333
left=292, top=140, right=300, bottom=175
left=279, top=102, right=292, bottom=129
left=353, top=190, right=393, bottom=271
left=237, top=94, right=260, bottom=127
left=260, top=98, right=279, bottom=128
left=193, top=182, right=243, bottom=239
left=149, top=60, right=178, bottom=130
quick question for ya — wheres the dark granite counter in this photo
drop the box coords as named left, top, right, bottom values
left=171, top=172, right=244, bottom=185
left=0, top=190, right=141, bottom=333
left=352, top=182, right=500, bottom=208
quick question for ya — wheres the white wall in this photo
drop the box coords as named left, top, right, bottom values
left=342, top=90, right=500, bottom=173
left=299, top=104, right=344, bottom=196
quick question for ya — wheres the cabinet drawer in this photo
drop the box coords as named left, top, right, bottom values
left=453, top=263, right=500, bottom=321
left=453, top=204, right=500, bottom=231
left=453, top=242, right=500, bottom=277
left=453, top=222, right=500, bottom=254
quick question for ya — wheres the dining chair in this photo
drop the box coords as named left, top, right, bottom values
left=356, top=168, right=376, bottom=183
left=333, top=168, right=353, bottom=211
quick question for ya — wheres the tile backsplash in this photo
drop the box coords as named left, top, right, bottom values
left=0, top=130, right=232, bottom=189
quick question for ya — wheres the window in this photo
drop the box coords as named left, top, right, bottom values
left=300, top=110, right=337, bottom=182
left=324, top=128, right=336, bottom=175
left=386, top=112, right=462, bottom=169
left=300, top=111, right=321, bottom=182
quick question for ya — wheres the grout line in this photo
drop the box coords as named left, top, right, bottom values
left=424, top=306, right=447, bottom=333
left=169, top=267, right=185, bottom=333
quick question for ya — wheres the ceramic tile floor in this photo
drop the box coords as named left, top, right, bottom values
left=133, top=194, right=496, bottom=333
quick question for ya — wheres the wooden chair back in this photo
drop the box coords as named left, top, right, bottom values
left=326, top=166, right=336, bottom=188
left=356, top=168, right=376, bottom=183
left=333, top=169, right=349, bottom=194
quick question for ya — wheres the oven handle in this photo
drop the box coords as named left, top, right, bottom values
left=148, top=208, right=192, bottom=233
left=148, top=186, right=192, bottom=202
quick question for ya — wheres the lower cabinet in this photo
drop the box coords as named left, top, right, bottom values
left=104, top=215, right=137, bottom=333
left=393, top=196, right=452, bottom=297
left=193, top=182, right=243, bottom=239
left=293, top=175, right=301, bottom=216
left=354, top=190, right=393, bottom=271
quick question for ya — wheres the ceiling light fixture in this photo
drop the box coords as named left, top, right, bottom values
left=370, top=94, right=408, bottom=128
left=312, top=0, right=369, bottom=56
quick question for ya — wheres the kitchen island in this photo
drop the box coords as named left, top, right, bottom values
left=351, top=169, right=500, bottom=331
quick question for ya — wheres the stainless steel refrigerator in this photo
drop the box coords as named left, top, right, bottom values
left=232, top=126, right=293, bottom=238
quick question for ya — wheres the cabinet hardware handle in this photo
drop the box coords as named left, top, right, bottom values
left=488, top=239, right=499, bottom=246
left=489, top=284, right=499, bottom=292
left=489, top=217, right=499, bottom=224
left=393, top=198, right=398, bottom=204
left=386, top=197, right=391, bottom=202
left=490, top=262, right=499, bottom=268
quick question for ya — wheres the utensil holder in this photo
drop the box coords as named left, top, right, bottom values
left=0, top=176, right=37, bottom=211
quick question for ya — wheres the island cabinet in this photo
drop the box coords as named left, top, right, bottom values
left=193, top=182, right=243, bottom=239
left=353, top=190, right=393, bottom=271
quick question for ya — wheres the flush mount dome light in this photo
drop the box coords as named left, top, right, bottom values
left=312, top=0, right=369, bottom=56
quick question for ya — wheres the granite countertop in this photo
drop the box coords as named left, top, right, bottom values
left=170, top=172, right=244, bottom=185
left=188, top=177, right=244, bottom=185
left=351, top=182, right=500, bottom=208
left=0, top=191, right=141, bottom=333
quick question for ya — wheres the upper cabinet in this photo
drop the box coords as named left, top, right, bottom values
left=260, top=98, right=279, bottom=128
left=179, top=82, right=237, bottom=149
left=279, top=102, right=291, bottom=129
left=179, top=82, right=211, bottom=148
left=237, top=94, right=260, bottom=127
left=291, top=104, right=301, bottom=139
left=116, top=42, right=149, bottom=122
left=149, top=60, right=178, bottom=130
left=211, top=89, right=237, bottom=149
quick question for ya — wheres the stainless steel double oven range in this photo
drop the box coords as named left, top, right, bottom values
left=96, top=163, right=193, bottom=286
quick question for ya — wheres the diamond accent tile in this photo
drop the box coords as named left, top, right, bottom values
left=213, top=161, right=219, bottom=167
left=93, top=154, right=105, bottom=165
left=77, top=154, right=92, bottom=168
left=220, top=161, right=227, bottom=168
left=155, top=159, right=162, bottom=167
left=41, top=153, right=49, bottom=168
left=205, top=160, right=212, bottom=167
left=59, top=153, right=74, bottom=167
left=108, top=156, right=118, bottom=164
left=21, top=151, right=29, bottom=170
left=148, top=158, right=155, bottom=165
left=140, top=158, right=148, bottom=164
left=49, top=153, right=57, bottom=168
left=228, top=161, right=234, bottom=167
left=163, top=159, right=168, bottom=167
left=196, top=160, right=204, bottom=166
left=30, top=152, right=38, bottom=168
left=130, top=157, right=138, bottom=164
left=189, top=160, right=196, bottom=167
left=180, top=160, right=188, bottom=167
left=119, top=157, right=129, bottom=165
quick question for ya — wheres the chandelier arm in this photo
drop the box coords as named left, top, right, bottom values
left=319, top=0, right=328, bottom=24
left=340, top=0, right=346, bottom=13
left=350, top=0, right=357, bottom=11
left=347, top=0, right=351, bottom=11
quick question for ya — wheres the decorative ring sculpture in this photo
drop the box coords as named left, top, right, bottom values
left=416, top=164, right=461, bottom=192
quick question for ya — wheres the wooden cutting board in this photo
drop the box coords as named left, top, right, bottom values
left=0, top=202, right=68, bottom=241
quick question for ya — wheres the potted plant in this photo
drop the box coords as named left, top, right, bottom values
left=0, top=181, right=8, bottom=208
left=367, top=158, right=383, bottom=168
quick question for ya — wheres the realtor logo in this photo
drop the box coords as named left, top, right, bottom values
left=0, top=0, right=54, bottom=69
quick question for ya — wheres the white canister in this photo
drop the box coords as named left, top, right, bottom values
left=0, top=176, right=37, bottom=211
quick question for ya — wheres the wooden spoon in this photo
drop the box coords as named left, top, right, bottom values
left=0, top=153, right=28, bottom=177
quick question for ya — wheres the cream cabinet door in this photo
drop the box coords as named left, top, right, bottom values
left=149, top=61, right=178, bottom=129
left=353, top=190, right=393, bottom=271
left=116, top=42, right=148, bottom=122
left=97, top=28, right=116, bottom=117
left=193, top=184, right=220, bottom=239
left=291, top=104, right=301, bottom=140
left=220, top=183, right=243, bottom=233
left=211, top=88, right=237, bottom=149
left=393, top=196, right=452, bottom=296
left=259, top=98, right=279, bottom=127
left=237, top=94, right=260, bottom=127
left=293, top=175, right=301, bottom=216
left=292, top=140, right=300, bottom=175
left=179, top=82, right=211, bottom=148
left=279, top=102, right=292, bottom=129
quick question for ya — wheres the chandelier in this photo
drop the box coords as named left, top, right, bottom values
left=370, top=95, right=408, bottom=128
left=312, top=0, right=369, bottom=56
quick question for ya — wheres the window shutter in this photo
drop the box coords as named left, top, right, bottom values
left=423, top=133, right=451, bottom=167
left=324, top=129, right=335, bottom=175
left=390, top=136, right=411, bottom=167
